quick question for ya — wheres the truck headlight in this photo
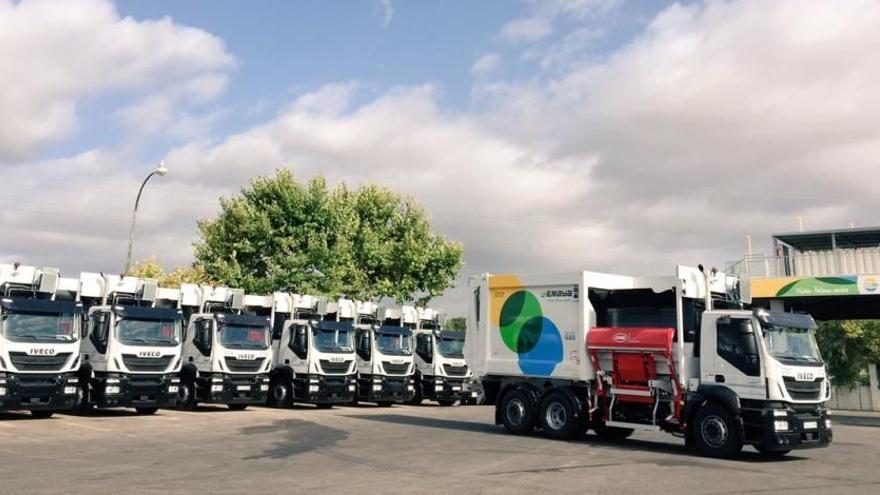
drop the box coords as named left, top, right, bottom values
left=211, top=384, right=223, bottom=392
left=106, top=378, right=120, bottom=385
left=170, top=378, right=180, bottom=384
left=168, top=385, right=179, bottom=393
left=64, top=386, right=77, bottom=395
left=212, top=377, right=223, bottom=384
left=348, top=384, right=355, bottom=392
left=308, top=385, right=319, bottom=393
left=407, top=384, right=414, bottom=391
left=0, top=387, right=6, bottom=396
left=825, top=418, right=832, bottom=429
left=372, top=384, right=382, bottom=392
left=260, top=384, right=269, bottom=392
left=773, top=420, right=789, bottom=432
left=434, top=385, right=443, bottom=392
left=773, top=410, right=788, bottom=417
left=106, top=385, right=121, bottom=395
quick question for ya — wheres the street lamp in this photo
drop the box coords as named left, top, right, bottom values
left=123, top=161, right=168, bottom=274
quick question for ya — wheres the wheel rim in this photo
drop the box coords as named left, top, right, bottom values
left=506, top=398, right=526, bottom=426
left=545, top=401, right=567, bottom=430
left=700, top=415, right=729, bottom=448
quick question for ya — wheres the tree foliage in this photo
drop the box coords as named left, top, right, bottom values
left=815, top=319, right=880, bottom=386
left=445, top=317, right=467, bottom=332
left=126, top=257, right=214, bottom=288
left=194, top=170, right=463, bottom=304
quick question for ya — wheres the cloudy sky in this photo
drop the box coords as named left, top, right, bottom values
left=1, top=0, right=878, bottom=314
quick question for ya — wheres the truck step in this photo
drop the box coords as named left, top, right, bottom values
left=604, top=420, right=661, bottom=432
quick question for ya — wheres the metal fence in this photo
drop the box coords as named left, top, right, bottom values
left=727, top=248, right=880, bottom=278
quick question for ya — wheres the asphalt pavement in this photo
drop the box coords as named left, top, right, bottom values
left=0, top=404, right=878, bottom=494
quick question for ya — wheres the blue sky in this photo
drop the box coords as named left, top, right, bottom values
left=1, top=0, right=878, bottom=312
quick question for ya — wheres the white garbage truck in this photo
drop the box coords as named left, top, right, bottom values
left=177, top=285, right=272, bottom=411
left=465, top=266, right=832, bottom=457
left=353, top=302, right=415, bottom=406
left=77, top=273, right=183, bottom=414
left=267, top=295, right=357, bottom=408
left=411, top=307, right=478, bottom=406
left=0, top=263, right=82, bottom=418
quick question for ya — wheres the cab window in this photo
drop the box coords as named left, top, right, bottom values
left=716, top=318, right=760, bottom=376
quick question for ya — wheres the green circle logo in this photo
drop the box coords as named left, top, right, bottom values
left=499, top=290, right=544, bottom=353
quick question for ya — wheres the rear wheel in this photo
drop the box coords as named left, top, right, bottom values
left=269, top=380, right=292, bottom=408
left=594, top=425, right=634, bottom=441
left=228, top=404, right=248, bottom=411
left=135, top=407, right=158, bottom=415
left=30, top=410, right=54, bottom=419
left=177, top=380, right=197, bottom=411
left=438, top=399, right=457, bottom=407
left=408, top=377, right=424, bottom=405
left=693, top=403, right=743, bottom=458
left=539, top=392, right=583, bottom=440
left=499, top=388, right=536, bottom=435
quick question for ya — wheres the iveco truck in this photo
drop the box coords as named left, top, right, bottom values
left=466, top=266, right=831, bottom=457
left=268, top=295, right=357, bottom=408
left=177, top=285, right=272, bottom=411
left=78, top=273, right=182, bottom=414
left=411, top=307, right=477, bottom=406
left=353, top=302, right=415, bottom=406
left=0, top=263, right=82, bottom=418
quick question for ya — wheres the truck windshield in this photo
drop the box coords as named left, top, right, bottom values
left=1, top=311, right=78, bottom=343
left=437, top=336, right=465, bottom=358
left=220, top=324, right=269, bottom=350
left=376, top=332, right=412, bottom=355
left=312, top=327, right=353, bottom=353
left=760, top=323, right=823, bottom=365
left=117, top=318, right=180, bottom=347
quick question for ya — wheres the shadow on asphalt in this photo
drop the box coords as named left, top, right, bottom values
left=349, top=413, right=809, bottom=463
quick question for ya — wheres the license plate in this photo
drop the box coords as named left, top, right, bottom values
left=236, top=385, right=250, bottom=391
left=803, top=421, right=818, bottom=430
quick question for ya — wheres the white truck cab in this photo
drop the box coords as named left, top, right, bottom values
left=0, top=263, right=82, bottom=418
left=268, top=294, right=357, bottom=408
left=353, top=302, right=415, bottom=406
left=411, top=307, right=477, bottom=406
left=78, top=273, right=183, bottom=414
left=177, top=285, right=272, bottom=411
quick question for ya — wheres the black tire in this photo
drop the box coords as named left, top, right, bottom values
left=228, top=404, right=248, bottom=411
left=594, top=425, right=634, bottom=441
left=315, top=403, right=333, bottom=409
left=755, top=446, right=791, bottom=458
left=408, top=377, right=424, bottom=405
left=74, top=378, right=94, bottom=415
left=269, top=380, right=293, bottom=408
left=135, top=407, right=158, bottom=415
left=177, top=380, right=197, bottom=411
left=539, top=392, right=583, bottom=440
left=376, top=401, right=394, bottom=408
left=499, top=388, right=536, bottom=435
left=30, top=410, right=54, bottom=419
left=692, top=403, right=743, bottom=458
left=437, top=399, right=457, bottom=407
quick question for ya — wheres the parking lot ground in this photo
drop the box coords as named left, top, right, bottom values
left=1, top=404, right=879, bottom=494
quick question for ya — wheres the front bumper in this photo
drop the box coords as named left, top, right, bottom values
left=295, top=374, right=356, bottom=404
left=0, top=372, right=79, bottom=411
left=357, top=374, right=414, bottom=403
left=421, top=376, right=475, bottom=402
left=92, top=373, right=179, bottom=409
left=197, top=373, right=269, bottom=405
left=754, top=405, right=833, bottom=452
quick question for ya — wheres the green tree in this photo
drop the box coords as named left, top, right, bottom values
left=126, top=257, right=214, bottom=288
left=815, top=319, right=880, bottom=386
left=445, top=317, right=467, bottom=332
left=194, top=169, right=462, bottom=304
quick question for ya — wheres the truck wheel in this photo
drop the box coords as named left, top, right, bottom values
left=135, top=407, right=158, bottom=415
left=539, top=392, right=583, bottom=440
left=376, top=401, right=394, bottom=408
left=500, top=389, right=536, bottom=435
left=315, top=403, right=333, bottom=409
left=693, top=403, right=743, bottom=458
left=269, top=380, right=292, bottom=408
left=177, top=380, right=197, bottom=411
left=228, top=404, right=248, bottom=411
left=30, top=410, right=54, bottom=419
left=408, top=380, right=424, bottom=405
left=438, top=399, right=457, bottom=407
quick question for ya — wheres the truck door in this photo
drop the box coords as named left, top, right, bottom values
left=701, top=315, right=765, bottom=400
left=415, top=333, right=433, bottom=375
left=355, top=329, right=372, bottom=374
left=189, top=318, right=214, bottom=371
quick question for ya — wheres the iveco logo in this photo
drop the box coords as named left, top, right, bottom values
left=137, top=350, right=162, bottom=358
left=612, top=333, right=629, bottom=344
left=28, top=348, right=56, bottom=356
left=796, top=372, right=815, bottom=381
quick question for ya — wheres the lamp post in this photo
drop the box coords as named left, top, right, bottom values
left=123, top=161, right=168, bottom=274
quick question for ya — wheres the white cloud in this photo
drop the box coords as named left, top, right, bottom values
left=500, top=0, right=619, bottom=44
left=501, top=16, right=553, bottom=43
left=0, top=0, right=234, bottom=162
left=471, top=53, right=502, bottom=76
left=376, top=0, right=394, bottom=28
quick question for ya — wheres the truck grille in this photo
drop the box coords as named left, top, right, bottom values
left=783, top=376, right=823, bottom=400
left=443, top=364, right=469, bottom=377
left=8, top=352, right=71, bottom=371
left=320, top=359, right=352, bottom=374
left=225, top=356, right=264, bottom=373
left=382, top=361, right=410, bottom=375
left=122, top=354, right=174, bottom=372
